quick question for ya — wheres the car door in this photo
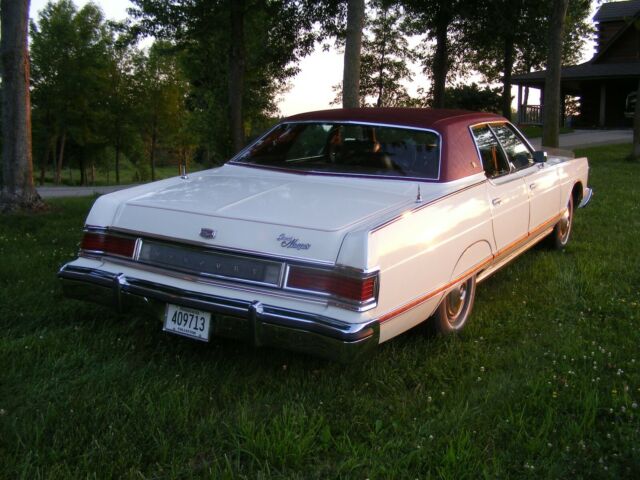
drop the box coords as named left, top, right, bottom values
left=491, top=124, right=561, bottom=233
left=471, top=125, right=529, bottom=253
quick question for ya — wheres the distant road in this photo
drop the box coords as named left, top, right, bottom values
left=529, top=129, right=632, bottom=150
left=37, top=184, right=138, bottom=199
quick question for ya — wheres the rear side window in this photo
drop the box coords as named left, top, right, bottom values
left=471, top=126, right=510, bottom=178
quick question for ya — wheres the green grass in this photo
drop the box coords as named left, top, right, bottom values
left=1, top=144, right=639, bottom=478
left=518, top=125, right=574, bottom=138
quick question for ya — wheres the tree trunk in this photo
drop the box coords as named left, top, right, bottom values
left=115, top=136, right=121, bottom=184
left=150, top=126, right=157, bottom=182
left=542, top=0, right=569, bottom=148
left=501, top=35, right=514, bottom=119
left=431, top=17, right=449, bottom=109
left=39, top=137, right=51, bottom=186
left=343, top=0, right=365, bottom=109
left=376, top=11, right=387, bottom=108
left=632, top=79, right=640, bottom=160
left=79, top=155, right=86, bottom=186
left=55, top=130, right=66, bottom=184
left=229, top=0, right=245, bottom=153
left=0, top=0, right=43, bottom=212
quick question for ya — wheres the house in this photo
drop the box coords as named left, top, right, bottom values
left=512, top=0, right=640, bottom=128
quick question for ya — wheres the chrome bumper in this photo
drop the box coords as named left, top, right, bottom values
left=578, top=187, right=593, bottom=208
left=57, top=264, right=379, bottom=362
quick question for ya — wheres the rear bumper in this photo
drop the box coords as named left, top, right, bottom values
left=57, top=264, right=379, bottom=362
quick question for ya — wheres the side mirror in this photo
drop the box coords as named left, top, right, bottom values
left=533, top=150, right=547, bottom=163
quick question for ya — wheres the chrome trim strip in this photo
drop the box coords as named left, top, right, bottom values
left=578, top=187, right=593, bottom=208
left=57, top=264, right=380, bottom=362
left=370, top=178, right=486, bottom=233
left=89, top=255, right=328, bottom=306
left=228, top=119, right=443, bottom=182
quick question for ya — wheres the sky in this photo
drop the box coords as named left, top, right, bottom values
left=30, top=0, right=598, bottom=117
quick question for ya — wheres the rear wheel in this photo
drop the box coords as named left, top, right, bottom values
left=430, top=275, right=476, bottom=334
left=549, top=195, right=574, bottom=249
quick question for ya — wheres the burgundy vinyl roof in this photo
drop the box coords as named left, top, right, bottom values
left=283, top=108, right=506, bottom=182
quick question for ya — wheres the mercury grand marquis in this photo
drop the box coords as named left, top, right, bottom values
left=58, top=108, right=592, bottom=361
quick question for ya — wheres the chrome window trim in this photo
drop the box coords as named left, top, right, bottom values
left=468, top=120, right=536, bottom=181
left=228, top=119, right=443, bottom=182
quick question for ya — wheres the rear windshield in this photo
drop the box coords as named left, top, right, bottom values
left=233, top=122, right=441, bottom=180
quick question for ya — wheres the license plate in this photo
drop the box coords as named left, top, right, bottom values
left=163, top=304, right=211, bottom=342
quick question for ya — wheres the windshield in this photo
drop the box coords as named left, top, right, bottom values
left=233, top=122, right=441, bottom=180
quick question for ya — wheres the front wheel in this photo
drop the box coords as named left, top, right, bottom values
left=549, top=195, right=574, bottom=249
left=430, top=275, right=476, bottom=334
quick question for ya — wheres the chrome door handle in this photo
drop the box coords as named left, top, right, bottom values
left=529, top=183, right=537, bottom=190
left=492, top=198, right=502, bottom=206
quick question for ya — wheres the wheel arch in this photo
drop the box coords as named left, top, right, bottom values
left=449, top=240, right=493, bottom=284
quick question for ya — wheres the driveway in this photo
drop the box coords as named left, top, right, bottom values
left=529, top=129, right=632, bottom=150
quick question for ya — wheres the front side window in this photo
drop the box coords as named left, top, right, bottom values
left=471, top=125, right=510, bottom=178
left=491, top=124, right=533, bottom=170
left=233, top=122, right=441, bottom=180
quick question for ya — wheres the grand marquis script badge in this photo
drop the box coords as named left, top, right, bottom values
left=199, top=228, right=217, bottom=239
left=277, top=233, right=311, bottom=250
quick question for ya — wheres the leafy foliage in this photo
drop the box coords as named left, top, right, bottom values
left=443, top=83, right=503, bottom=113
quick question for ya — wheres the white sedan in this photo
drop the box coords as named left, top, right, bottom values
left=58, top=108, right=592, bottom=361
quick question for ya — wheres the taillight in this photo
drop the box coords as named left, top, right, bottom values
left=287, top=266, right=377, bottom=304
left=80, top=232, right=136, bottom=258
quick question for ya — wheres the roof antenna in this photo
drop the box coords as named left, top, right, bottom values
left=416, top=185, right=423, bottom=203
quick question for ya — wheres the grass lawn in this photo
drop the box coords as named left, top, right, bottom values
left=38, top=160, right=208, bottom=187
left=1, top=144, right=639, bottom=478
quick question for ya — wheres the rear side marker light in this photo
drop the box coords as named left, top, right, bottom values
left=80, top=232, right=136, bottom=258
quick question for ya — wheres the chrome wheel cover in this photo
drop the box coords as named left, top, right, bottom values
left=445, top=283, right=467, bottom=323
left=558, top=203, right=572, bottom=244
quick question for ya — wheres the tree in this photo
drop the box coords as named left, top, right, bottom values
left=333, top=1, right=416, bottom=107
left=104, top=37, right=142, bottom=184
left=342, top=0, right=365, bottom=108
left=542, top=0, right=569, bottom=148
left=135, top=42, right=190, bottom=181
left=31, top=0, right=115, bottom=185
left=0, top=0, right=43, bottom=211
left=130, top=0, right=318, bottom=157
left=463, top=0, right=591, bottom=119
left=403, top=0, right=467, bottom=108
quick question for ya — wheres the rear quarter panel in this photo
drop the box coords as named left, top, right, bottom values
left=368, top=181, right=494, bottom=342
